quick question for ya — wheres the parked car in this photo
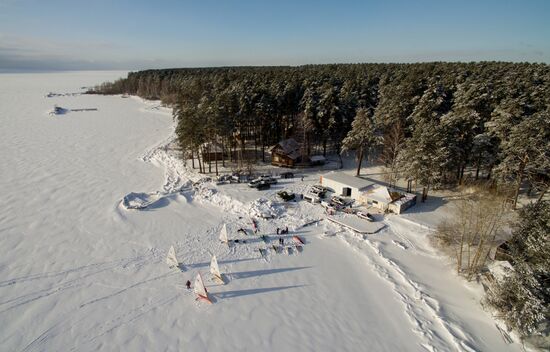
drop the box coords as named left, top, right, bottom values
left=331, top=196, right=346, bottom=206
left=331, top=195, right=353, bottom=207
left=264, top=178, right=278, bottom=185
left=357, top=211, right=375, bottom=222
left=303, top=193, right=321, bottom=203
left=280, top=172, right=294, bottom=179
left=231, top=173, right=251, bottom=183
left=309, top=186, right=326, bottom=198
left=216, top=174, right=231, bottom=185
left=253, top=175, right=277, bottom=185
left=277, top=191, right=295, bottom=201
left=256, top=182, right=271, bottom=191
left=311, top=185, right=327, bottom=193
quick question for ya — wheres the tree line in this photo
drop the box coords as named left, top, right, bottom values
left=90, top=62, right=549, bottom=206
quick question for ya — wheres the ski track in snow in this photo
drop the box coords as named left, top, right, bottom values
left=0, top=252, right=158, bottom=314
left=337, top=230, right=476, bottom=352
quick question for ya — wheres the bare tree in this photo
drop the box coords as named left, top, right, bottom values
left=434, top=189, right=508, bottom=279
left=380, top=121, right=405, bottom=188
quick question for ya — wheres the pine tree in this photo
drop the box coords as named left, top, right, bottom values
left=341, top=108, right=380, bottom=176
left=398, top=79, right=453, bottom=197
left=486, top=201, right=550, bottom=336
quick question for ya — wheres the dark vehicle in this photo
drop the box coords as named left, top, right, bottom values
left=357, top=211, right=375, bottom=222
left=248, top=179, right=261, bottom=187
left=310, top=185, right=327, bottom=198
left=257, top=175, right=278, bottom=184
left=264, top=178, right=278, bottom=185
left=256, top=182, right=271, bottom=191
left=331, top=195, right=353, bottom=207
left=231, top=173, right=251, bottom=183
left=277, top=191, right=295, bottom=201
left=250, top=175, right=277, bottom=185
left=311, top=185, right=327, bottom=193
left=280, top=172, right=294, bottom=179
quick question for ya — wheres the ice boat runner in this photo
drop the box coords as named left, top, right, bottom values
left=219, top=223, right=229, bottom=244
left=166, top=246, right=179, bottom=268
left=194, top=273, right=212, bottom=304
left=210, top=255, right=225, bottom=284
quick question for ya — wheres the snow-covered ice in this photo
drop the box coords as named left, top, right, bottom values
left=0, top=71, right=525, bottom=351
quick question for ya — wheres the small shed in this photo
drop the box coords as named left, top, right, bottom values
left=270, top=138, right=301, bottom=167
left=310, top=155, right=326, bottom=166
left=201, top=141, right=225, bottom=163
left=388, top=192, right=417, bottom=214
left=320, top=172, right=374, bottom=200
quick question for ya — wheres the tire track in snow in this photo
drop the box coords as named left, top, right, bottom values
left=337, top=231, right=476, bottom=352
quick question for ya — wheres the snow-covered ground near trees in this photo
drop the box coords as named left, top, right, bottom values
left=0, top=71, right=526, bottom=351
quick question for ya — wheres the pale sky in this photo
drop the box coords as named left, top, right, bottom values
left=0, top=0, right=549, bottom=71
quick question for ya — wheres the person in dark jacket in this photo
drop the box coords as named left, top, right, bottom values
left=186, top=280, right=191, bottom=289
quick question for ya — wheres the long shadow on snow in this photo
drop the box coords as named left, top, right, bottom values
left=185, top=257, right=257, bottom=269
left=229, top=266, right=311, bottom=280
left=211, top=285, right=305, bottom=301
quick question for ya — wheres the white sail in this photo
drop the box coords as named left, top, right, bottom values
left=219, top=224, right=229, bottom=243
left=210, top=255, right=222, bottom=279
left=166, top=246, right=179, bottom=268
left=194, top=273, right=208, bottom=298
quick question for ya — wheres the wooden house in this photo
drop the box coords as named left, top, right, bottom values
left=201, top=141, right=225, bottom=164
left=270, top=138, right=302, bottom=167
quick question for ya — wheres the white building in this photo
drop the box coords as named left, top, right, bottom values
left=320, top=172, right=374, bottom=200
left=360, top=185, right=417, bottom=214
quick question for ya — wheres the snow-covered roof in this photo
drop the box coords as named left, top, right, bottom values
left=365, top=186, right=393, bottom=204
left=270, top=138, right=300, bottom=154
left=321, top=172, right=374, bottom=190
left=363, top=186, right=410, bottom=204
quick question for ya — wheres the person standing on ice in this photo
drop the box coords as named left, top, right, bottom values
left=186, top=280, right=191, bottom=289
left=276, top=228, right=280, bottom=235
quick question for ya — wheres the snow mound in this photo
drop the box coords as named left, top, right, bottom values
left=247, top=198, right=285, bottom=219
left=121, top=192, right=162, bottom=210
left=48, top=106, right=69, bottom=115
